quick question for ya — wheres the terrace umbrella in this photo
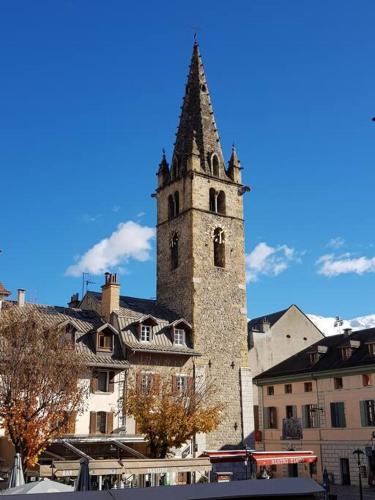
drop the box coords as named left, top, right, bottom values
left=75, top=458, right=91, bottom=491
left=8, top=453, right=24, bottom=489
left=4, top=478, right=74, bottom=495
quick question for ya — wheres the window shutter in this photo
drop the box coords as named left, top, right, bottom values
left=302, top=405, right=308, bottom=428
left=273, top=407, right=278, bottom=429
left=338, top=402, right=346, bottom=427
left=107, top=412, right=114, bottom=434
left=89, top=412, right=97, bottom=434
left=90, top=372, right=98, bottom=393
left=152, top=373, right=160, bottom=393
left=68, top=411, right=77, bottom=434
left=172, top=375, right=177, bottom=395
left=108, top=371, right=115, bottom=393
left=263, top=407, right=269, bottom=429
left=330, top=403, right=336, bottom=427
left=360, top=401, right=367, bottom=426
left=292, top=405, right=297, bottom=418
left=187, top=376, right=194, bottom=394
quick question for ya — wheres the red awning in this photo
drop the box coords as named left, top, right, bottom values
left=250, top=451, right=317, bottom=466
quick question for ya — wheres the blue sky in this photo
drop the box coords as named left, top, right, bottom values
left=1, top=0, right=374, bottom=319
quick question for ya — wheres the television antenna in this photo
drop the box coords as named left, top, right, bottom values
left=81, top=273, right=96, bottom=299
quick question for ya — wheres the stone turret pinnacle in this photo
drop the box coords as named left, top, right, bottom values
left=227, top=144, right=242, bottom=183
left=172, top=41, right=225, bottom=177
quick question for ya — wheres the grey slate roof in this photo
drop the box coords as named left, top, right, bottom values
left=3, top=302, right=128, bottom=369
left=86, top=292, right=200, bottom=357
left=254, top=327, right=375, bottom=382
left=248, top=308, right=288, bottom=332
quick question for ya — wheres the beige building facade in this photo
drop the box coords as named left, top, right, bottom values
left=254, top=328, right=375, bottom=486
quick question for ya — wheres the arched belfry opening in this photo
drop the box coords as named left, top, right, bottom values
left=217, top=191, right=226, bottom=215
left=209, top=189, right=226, bottom=215
left=212, top=154, right=220, bottom=177
left=213, top=228, right=225, bottom=268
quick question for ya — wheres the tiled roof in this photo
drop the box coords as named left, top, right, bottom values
left=87, top=292, right=200, bottom=356
left=248, top=308, right=288, bottom=332
left=254, top=328, right=375, bottom=381
left=0, top=282, right=11, bottom=298
left=2, top=302, right=128, bottom=369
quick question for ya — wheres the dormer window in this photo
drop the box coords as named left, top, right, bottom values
left=140, top=324, right=152, bottom=342
left=97, top=330, right=113, bottom=352
left=174, top=328, right=186, bottom=346
left=309, top=352, right=319, bottom=365
left=341, top=347, right=352, bottom=360
left=368, top=343, right=375, bottom=356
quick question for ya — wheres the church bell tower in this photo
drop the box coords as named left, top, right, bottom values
left=155, top=42, right=252, bottom=449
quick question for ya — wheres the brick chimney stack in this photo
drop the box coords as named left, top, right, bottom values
left=17, top=289, right=26, bottom=307
left=101, top=273, right=120, bottom=322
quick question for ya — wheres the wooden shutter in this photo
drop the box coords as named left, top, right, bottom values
left=330, top=402, right=337, bottom=427
left=90, top=372, right=98, bottom=393
left=254, top=405, right=259, bottom=431
left=171, top=375, right=177, bottom=395
left=360, top=401, right=367, bottom=426
left=107, top=412, right=114, bottom=434
left=271, top=407, right=278, bottom=429
left=187, top=376, right=194, bottom=394
left=89, top=412, right=97, bottom=434
left=67, top=411, right=77, bottom=434
left=108, top=371, right=115, bottom=393
left=338, top=402, right=346, bottom=427
left=302, top=405, right=308, bottom=428
left=152, top=373, right=160, bottom=393
left=263, top=407, right=269, bottom=429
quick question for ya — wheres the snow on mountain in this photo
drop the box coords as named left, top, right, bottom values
left=308, top=313, right=375, bottom=336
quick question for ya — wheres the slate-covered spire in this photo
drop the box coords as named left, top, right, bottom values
left=172, top=41, right=225, bottom=177
left=157, top=148, right=170, bottom=187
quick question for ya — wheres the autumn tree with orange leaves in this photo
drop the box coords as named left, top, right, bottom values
left=125, top=370, right=222, bottom=458
left=0, top=308, right=87, bottom=470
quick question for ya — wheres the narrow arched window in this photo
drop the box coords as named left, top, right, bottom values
left=212, top=154, right=219, bottom=177
left=174, top=191, right=179, bottom=216
left=213, top=228, right=225, bottom=268
left=168, top=195, right=174, bottom=220
left=171, top=233, right=179, bottom=270
left=217, top=191, right=226, bottom=215
left=209, top=188, right=216, bottom=212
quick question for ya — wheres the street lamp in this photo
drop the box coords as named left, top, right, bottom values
left=353, top=448, right=364, bottom=500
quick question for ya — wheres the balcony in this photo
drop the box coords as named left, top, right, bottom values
left=282, top=418, right=303, bottom=440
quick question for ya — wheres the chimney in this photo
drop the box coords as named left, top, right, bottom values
left=68, top=293, right=80, bottom=309
left=261, top=319, right=271, bottom=333
left=343, top=328, right=352, bottom=336
left=101, top=273, right=120, bottom=322
left=17, top=289, right=25, bottom=307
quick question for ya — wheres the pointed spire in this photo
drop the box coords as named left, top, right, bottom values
left=227, top=144, right=242, bottom=183
left=157, top=148, right=170, bottom=187
left=172, top=42, right=224, bottom=176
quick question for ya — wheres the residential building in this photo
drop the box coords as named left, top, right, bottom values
left=248, top=305, right=324, bottom=440
left=254, top=328, right=375, bottom=486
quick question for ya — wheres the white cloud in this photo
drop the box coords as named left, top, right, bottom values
left=327, top=237, right=345, bottom=249
left=316, top=253, right=375, bottom=277
left=245, top=242, right=300, bottom=283
left=65, top=221, right=155, bottom=277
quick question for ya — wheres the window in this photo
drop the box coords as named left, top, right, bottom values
left=174, top=328, right=185, bottom=346
left=171, top=156, right=179, bottom=179
left=309, top=352, right=319, bottom=365
left=168, top=195, right=174, bottom=219
left=363, top=374, right=371, bottom=387
left=341, top=347, right=352, bottom=360
left=174, top=191, right=179, bottom=216
left=302, top=404, right=320, bottom=428
left=97, top=371, right=108, bottom=392
left=286, top=405, right=296, bottom=419
left=304, top=382, right=313, bottom=393
left=211, top=154, right=219, bottom=176
left=264, top=407, right=278, bottom=429
left=330, top=402, right=346, bottom=428
left=368, top=343, right=375, bottom=356
left=141, top=373, right=153, bottom=393
left=176, top=375, right=188, bottom=393
left=217, top=191, right=226, bottom=214
left=209, top=188, right=216, bottom=212
left=334, top=377, right=343, bottom=390
left=360, top=400, right=375, bottom=426
left=97, top=331, right=113, bottom=352
left=171, top=232, right=179, bottom=270
left=267, top=386, right=274, bottom=396
left=285, top=384, right=293, bottom=394
left=213, top=228, right=225, bottom=268
left=140, top=324, right=152, bottom=342
left=96, top=411, right=107, bottom=434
